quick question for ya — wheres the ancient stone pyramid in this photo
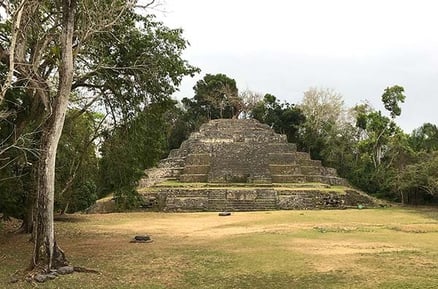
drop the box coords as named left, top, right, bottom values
left=146, top=119, right=346, bottom=185
left=138, top=119, right=376, bottom=211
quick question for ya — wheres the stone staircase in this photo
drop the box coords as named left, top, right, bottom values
left=179, top=153, right=211, bottom=182
left=138, top=119, right=357, bottom=211
left=163, top=189, right=279, bottom=211
left=140, top=119, right=347, bottom=187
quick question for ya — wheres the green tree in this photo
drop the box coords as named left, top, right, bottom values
left=98, top=101, right=172, bottom=209
left=349, top=86, right=408, bottom=200
left=165, top=104, right=197, bottom=150
left=409, top=123, right=438, bottom=152
left=251, top=93, right=305, bottom=143
left=183, top=73, right=242, bottom=120
left=0, top=0, right=197, bottom=272
left=356, top=85, right=406, bottom=168
left=319, top=120, right=358, bottom=178
left=399, top=151, right=438, bottom=204
left=55, top=110, right=101, bottom=214
left=298, top=87, right=345, bottom=160
left=381, top=85, right=406, bottom=118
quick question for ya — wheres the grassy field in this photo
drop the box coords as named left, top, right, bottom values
left=1, top=208, right=438, bottom=289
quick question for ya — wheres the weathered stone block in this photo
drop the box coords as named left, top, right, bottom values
left=183, top=165, right=210, bottom=175
left=298, top=159, right=322, bottom=166
left=179, top=174, right=208, bottom=182
left=185, top=153, right=210, bottom=165
left=269, top=164, right=301, bottom=175
left=271, top=175, right=307, bottom=183
left=268, top=153, right=296, bottom=163
left=301, top=166, right=324, bottom=175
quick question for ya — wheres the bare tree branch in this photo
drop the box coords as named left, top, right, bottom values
left=0, top=0, right=27, bottom=104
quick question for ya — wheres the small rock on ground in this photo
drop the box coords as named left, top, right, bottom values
left=218, top=212, right=231, bottom=216
left=46, top=273, right=57, bottom=280
left=34, top=274, right=48, bottom=283
left=57, top=266, right=74, bottom=275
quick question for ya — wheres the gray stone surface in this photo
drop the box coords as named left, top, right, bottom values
left=139, top=119, right=347, bottom=186
left=138, top=119, right=377, bottom=211
left=57, top=266, right=74, bottom=275
left=140, top=188, right=376, bottom=211
left=34, top=274, right=48, bottom=283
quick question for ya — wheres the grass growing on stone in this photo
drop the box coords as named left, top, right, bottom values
left=140, top=181, right=350, bottom=194
left=150, top=181, right=333, bottom=188
left=1, top=208, right=438, bottom=288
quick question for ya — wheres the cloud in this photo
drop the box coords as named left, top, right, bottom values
left=160, top=0, right=438, bottom=132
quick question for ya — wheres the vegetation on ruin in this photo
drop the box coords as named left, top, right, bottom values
left=140, top=182, right=349, bottom=194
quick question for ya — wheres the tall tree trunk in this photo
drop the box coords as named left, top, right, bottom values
left=20, top=184, right=35, bottom=235
left=32, top=0, right=76, bottom=271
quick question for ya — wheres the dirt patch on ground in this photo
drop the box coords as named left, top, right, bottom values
left=85, top=212, right=313, bottom=240
left=290, top=238, right=414, bottom=272
left=293, top=239, right=409, bottom=256
left=389, top=223, right=438, bottom=233
left=57, top=211, right=435, bottom=276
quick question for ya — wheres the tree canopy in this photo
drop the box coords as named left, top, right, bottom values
left=251, top=93, right=305, bottom=143
left=182, top=73, right=241, bottom=120
left=0, top=0, right=198, bottom=273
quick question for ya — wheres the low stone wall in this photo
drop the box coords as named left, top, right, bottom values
left=140, top=188, right=376, bottom=211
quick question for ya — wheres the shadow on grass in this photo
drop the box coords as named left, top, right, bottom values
left=54, top=214, right=89, bottom=223
left=184, top=271, right=350, bottom=289
left=404, top=206, right=438, bottom=221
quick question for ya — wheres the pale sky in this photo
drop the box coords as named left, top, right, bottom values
left=157, top=0, right=438, bottom=132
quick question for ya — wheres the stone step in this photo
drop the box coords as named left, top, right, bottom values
left=297, top=159, right=322, bottom=166
left=268, top=153, right=297, bottom=163
left=158, top=158, right=185, bottom=168
left=268, top=143, right=297, bottom=153
left=324, top=167, right=338, bottom=176
left=165, top=191, right=209, bottom=198
left=271, top=175, right=307, bottom=183
left=165, top=197, right=208, bottom=211
left=183, top=165, right=210, bottom=175
left=185, top=153, right=210, bottom=165
left=249, top=176, right=273, bottom=184
left=163, top=168, right=184, bottom=178
left=273, top=183, right=331, bottom=189
left=207, top=199, right=227, bottom=209
left=226, top=199, right=278, bottom=211
left=300, top=166, right=325, bottom=175
left=208, top=191, right=226, bottom=198
left=269, top=164, right=301, bottom=175
left=179, top=174, right=208, bottom=183
left=272, top=174, right=346, bottom=184
left=295, top=152, right=311, bottom=160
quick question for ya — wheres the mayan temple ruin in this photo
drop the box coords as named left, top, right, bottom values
left=138, top=119, right=376, bottom=211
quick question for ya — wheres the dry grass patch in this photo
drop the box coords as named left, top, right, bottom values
left=1, top=208, right=438, bottom=289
